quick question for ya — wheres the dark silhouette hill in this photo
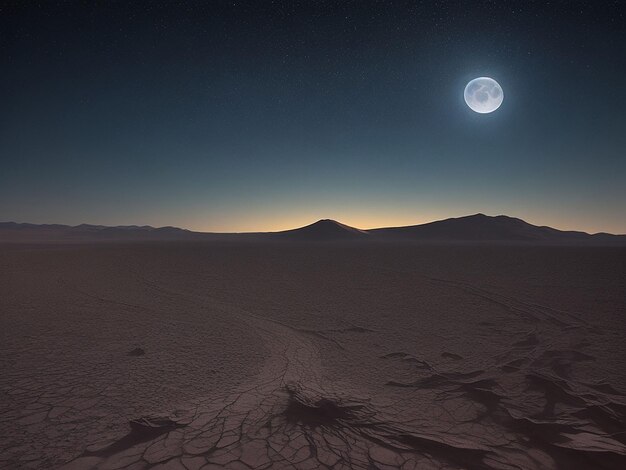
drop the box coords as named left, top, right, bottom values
left=1, top=214, right=624, bottom=244
left=272, top=219, right=369, bottom=241
left=367, top=213, right=624, bottom=243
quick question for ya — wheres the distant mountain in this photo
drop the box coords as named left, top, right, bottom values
left=1, top=214, right=624, bottom=244
left=0, top=222, right=198, bottom=242
left=272, top=219, right=369, bottom=241
left=367, top=213, right=625, bottom=243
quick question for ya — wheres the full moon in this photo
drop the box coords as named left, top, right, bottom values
left=464, top=77, right=504, bottom=114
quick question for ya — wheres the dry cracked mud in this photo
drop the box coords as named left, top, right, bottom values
left=1, top=243, right=625, bottom=469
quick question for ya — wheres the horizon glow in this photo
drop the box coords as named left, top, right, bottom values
left=1, top=3, right=624, bottom=235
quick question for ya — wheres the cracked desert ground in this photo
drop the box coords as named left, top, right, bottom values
left=1, top=242, right=625, bottom=469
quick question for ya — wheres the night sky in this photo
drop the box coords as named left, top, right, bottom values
left=1, top=1, right=625, bottom=233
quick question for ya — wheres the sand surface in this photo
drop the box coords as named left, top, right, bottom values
left=1, top=242, right=625, bottom=469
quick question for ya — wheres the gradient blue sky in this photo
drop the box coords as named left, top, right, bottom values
left=1, top=1, right=625, bottom=233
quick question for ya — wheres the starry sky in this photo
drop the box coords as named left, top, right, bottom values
left=1, top=1, right=625, bottom=233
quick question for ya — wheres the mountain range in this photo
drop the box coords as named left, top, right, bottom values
left=1, top=214, right=624, bottom=244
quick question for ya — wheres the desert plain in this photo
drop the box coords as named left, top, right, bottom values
left=1, top=241, right=625, bottom=469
